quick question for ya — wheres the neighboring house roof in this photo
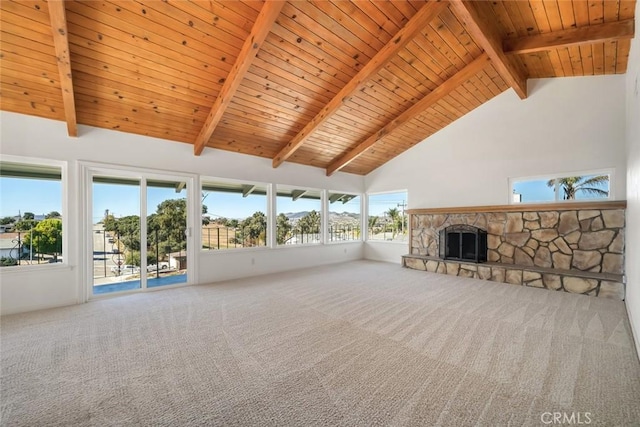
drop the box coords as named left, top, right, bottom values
left=0, top=239, right=21, bottom=251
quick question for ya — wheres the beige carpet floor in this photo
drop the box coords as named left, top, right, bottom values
left=1, top=260, right=639, bottom=426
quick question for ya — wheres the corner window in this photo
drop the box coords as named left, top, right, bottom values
left=511, top=171, right=612, bottom=203
left=201, top=179, right=268, bottom=250
left=276, top=186, right=322, bottom=245
left=328, top=192, right=361, bottom=242
left=367, top=191, right=408, bottom=242
left=0, top=159, right=64, bottom=267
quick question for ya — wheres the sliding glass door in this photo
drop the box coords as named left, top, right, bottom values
left=146, top=179, right=189, bottom=288
left=88, top=168, right=193, bottom=296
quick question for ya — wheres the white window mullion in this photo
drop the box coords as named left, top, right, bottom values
left=268, top=183, right=276, bottom=248
left=321, top=190, right=329, bottom=244
left=140, top=177, right=148, bottom=289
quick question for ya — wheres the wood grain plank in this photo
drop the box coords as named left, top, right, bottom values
left=4, top=0, right=52, bottom=27
left=104, top=0, right=244, bottom=56
left=1, top=8, right=54, bottom=42
left=272, top=1, right=448, bottom=168
left=0, top=97, right=64, bottom=119
left=72, top=76, right=206, bottom=121
left=449, top=0, right=528, bottom=99
left=194, top=1, right=285, bottom=155
left=0, top=44, right=60, bottom=73
left=74, top=93, right=197, bottom=132
left=1, top=83, right=65, bottom=109
left=614, top=38, right=631, bottom=73
left=77, top=110, right=195, bottom=143
left=504, top=19, right=634, bottom=54
left=326, top=53, right=490, bottom=176
left=254, top=44, right=344, bottom=96
left=512, top=0, right=561, bottom=76
left=589, top=0, right=606, bottom=73
left=67, top=4, right=233, bottom=84
left=47, top=0, right=77, bottom=136
left=556, top=0, right=585, bottom=75
left=67, top=40, right=217, bottom=100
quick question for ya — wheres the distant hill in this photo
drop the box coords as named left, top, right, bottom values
left=283, top=211, right=310, bottom=220
left=281, top=211, right=360, bottom=227
left=283, top=211, right=359, bottom=219
left=207, top=211, right=361, bottom=226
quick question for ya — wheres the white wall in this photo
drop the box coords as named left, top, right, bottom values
left=625, top=0, right=640, bottom=358
left=366, top=75, right=627, bottom=207
left=363, top=242, right=406, bottom=264
left=0, top=112, right=364, bottom=315
left=364, top=74, right=628, bottom=263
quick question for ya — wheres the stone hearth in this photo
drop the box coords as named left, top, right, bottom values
left=403, top=202, right=626, bottom=300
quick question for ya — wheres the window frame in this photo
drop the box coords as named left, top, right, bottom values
left=0, top=154, right=68, bottom=272
left=509, top=168, right=615, bottom=205
left=80, top=161, right=198, bottom=302
left=326, top=190, right=363, bottom=244
left=275, top=184, right=324, bottom=247
left=365, top=189, right=408, bottom=244
left=200, top=176, right=271, bottom=253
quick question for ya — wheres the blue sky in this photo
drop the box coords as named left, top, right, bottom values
left=513, top=176, right=609, bottom=203
left=4, top=176, right=608, bottom=223
left=92, top=183, right=186, bottom=223
left=0, top=178, right=62, bottom=218
left=368, top=192, right=407, bottom=217
left=1, top=176, right=404, bottom=221
left=513, top=180, right=555, bottom=203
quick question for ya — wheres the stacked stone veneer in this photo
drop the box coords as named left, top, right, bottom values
left=404, top=205, right=626, bottom=300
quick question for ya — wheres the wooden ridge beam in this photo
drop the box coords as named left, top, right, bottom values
left=326, top=53, right=490, bottom=176
left=47, top=0, right=78, bottom=137
left=271, top=0, right=449, bottom=168
left=504, top=19, right=635, bottom=55
left=193, top=0, right=285, bottom=156
left=449, top=0, right=527, bottom=100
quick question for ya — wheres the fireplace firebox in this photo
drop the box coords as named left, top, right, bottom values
left=438, top=225, right=487, bottom=263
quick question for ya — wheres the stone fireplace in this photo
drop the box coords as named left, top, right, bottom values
left=438, top=225, right=487, bottom=262
left=402, top=201, right=626, bottom=300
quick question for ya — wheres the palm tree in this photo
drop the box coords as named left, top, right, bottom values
left=297, top=211, right=321, bottom=243
left=547, top=176, right=609, bottom=200
left=386, top=207, right=400, bottom=238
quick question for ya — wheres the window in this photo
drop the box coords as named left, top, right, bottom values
left=201, top=179, right=268, bottom=250
left=367, top=191, right=408, bottom=242
left=88, top=169, right=193, bottom=295
left=511, top=171, right=612, bottom=203
left=327, top=192, right=361, bottom=242
left=276, top=186, right=321, bottom=245
left=0, top=158, right=65, bottom=267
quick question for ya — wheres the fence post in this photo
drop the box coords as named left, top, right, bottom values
left=103, top=229, right=107, bottom=276
left=17, top=231, right=22, bottom=265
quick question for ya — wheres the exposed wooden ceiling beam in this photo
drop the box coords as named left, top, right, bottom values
left=504, top=19, right=635, bottom=55
left=271, top=0, right=449, bottom=169
left=193, top=0, right=285, bottom=156
left=449, top=0, right=527, bottom=100
left=326, top=53, right=491, bottom=176
left=47, top=0, right=77, bottom=137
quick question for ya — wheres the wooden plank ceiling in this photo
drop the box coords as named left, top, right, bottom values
left=1, top=0, right=635, bottom=176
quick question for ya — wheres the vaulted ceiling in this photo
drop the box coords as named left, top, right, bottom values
left=0, top=0, right=635, bottom=175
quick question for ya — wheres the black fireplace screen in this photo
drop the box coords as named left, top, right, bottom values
left=438, top=225, right=487, bottom=263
